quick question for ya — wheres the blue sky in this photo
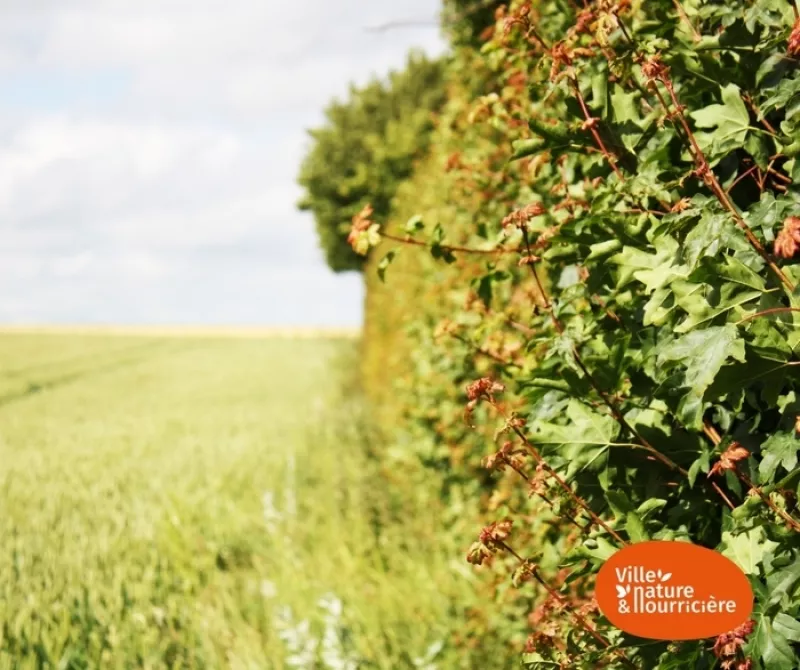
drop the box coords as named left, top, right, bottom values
left=0, top=1, right=446, bottom=326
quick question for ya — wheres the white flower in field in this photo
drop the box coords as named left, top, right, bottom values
left=285, top=452, right=297, bottom=519
left=319, top=593, right=358, bottom=670
left=131, top=611, right=147, bottom=627
left=318, top=593, right=343, bottom=618
left=262, top=490, right=282, bottom=534
left=260, top=579, right=278, bottom=599
left=273, top=594, right=360, bottom=669
left=151, top=606, right=166, bottom=627
left=274, top=606, right=318, bottom=669
left=413, top=640, right=444, bottom=669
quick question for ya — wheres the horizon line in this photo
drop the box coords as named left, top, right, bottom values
left=0, top=324, right=362, bottom=339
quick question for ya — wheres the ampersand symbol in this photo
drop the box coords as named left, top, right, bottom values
left=618, top=598, right=630, bottom=614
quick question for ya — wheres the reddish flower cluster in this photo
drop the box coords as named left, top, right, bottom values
left=528, top=461, right=550, bottom=498
left=576, top=596, right=599, bottom=619
left=483, top=440, right=526, bottom=472
left=349, top=204, right=373, bottom=236
left=465, top=377, right=505, bottom=426
left=501, top=203, right=546, bottom=229
left=528, top=593, right=566, bottom=629
left=708, top=442, right=750, bottom=478
left=549, top=41, right=573, bottom=81
left=347, top=204, right=381, bottom=255
left=433, top=318, right=459, bottom=340
left=511, top=559, right=537, bottom=587
left=479, top=519, right=514, bottom=545
left=518, top=254, right=541, bottom=266
left=670, top=197, right=692, bottom=213
left=641, top=54, right=670, bottom=82
left=713, top=620, right=755, bottom=670
left=573, top=8, right=596, bottom=35
left=581, top=116, right=600, bottom=131
left=444, top=152, right=463, bottom=172
left=506, top=71, right=528, bottom=91
left=466, top=519, right=514, bottom=566
left=774, top=216, right=800, bottom=259
left=466, top=377, right=505, bottom=402
left=524, top=628, right=558, bottom=655
left=502, top=2, right=531, bottom=40
left=789, top=17, right=800, bottom=57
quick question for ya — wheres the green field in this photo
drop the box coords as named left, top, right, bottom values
left=0, top=333, right=478, bottom=669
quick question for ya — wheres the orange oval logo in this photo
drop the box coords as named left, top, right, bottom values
left=595, top=541, right=754, bottom=640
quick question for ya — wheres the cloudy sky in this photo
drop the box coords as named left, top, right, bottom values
left=0, top=1, right=446, bottom=326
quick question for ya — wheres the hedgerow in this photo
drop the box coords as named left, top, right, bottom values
left=355, top=0, right=800, bottom=668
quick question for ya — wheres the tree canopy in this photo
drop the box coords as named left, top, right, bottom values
left=297, top=51, right=447, bottom=272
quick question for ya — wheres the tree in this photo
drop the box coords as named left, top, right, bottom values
left=442, top=0, right=506, bottom=47
left=297, top=50, right=447, bottom=272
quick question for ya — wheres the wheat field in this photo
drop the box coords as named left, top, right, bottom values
left=0, top=331, right=475, bottom=669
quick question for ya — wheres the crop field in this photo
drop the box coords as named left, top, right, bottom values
left=0, top=332, right=473, bottom=669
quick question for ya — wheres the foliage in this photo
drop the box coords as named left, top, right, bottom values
left=442, top=0, right=508, bottom=47
left=297, top=51, right=447, bottom=272
left=0, top=333, right=512, bottom=668
left=357, top=0, right=800, bottom=667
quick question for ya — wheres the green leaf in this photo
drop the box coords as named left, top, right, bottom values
left=376, top=250, right=396, bottom=283
left=404, top=215, right=424, bottom=234
left=605, top=490, right=635, bottom=518
left=750, top=613, right=799, bottom=670
left=715, top=255, right=767, bottom=292
left=431, top=222, right=445, bottom=245
left=683, top=211, right=749, bottom=268
left=688, top=450, right=711, bottom=486
left=605, top=491, right=650, bottom=542
left=590, top=70, right=608, bottom=117
left=656, top=326, right=746, bottom=416
left=610, top=237, right=681, bottom=292
left=636, top=498, right=667, bottom=518
left=690, top=84, right=751, bottom=157
left=761, top=71, right=800, bottom=115
left=522, top=654, right=560, bottom=669
left=720, top=527, right=779, bottom=575
left=511, top=137, right=545, bottom=160
left=745, top=192, right=795, bottom=242
left=766, top=560, right=800, bottom=608
left=521, top=377, right=572, bottom=393
left=528, top=400, right=617, bottom=481
left=472, top=270, right=510, bottom=308
left=759, top=432, right=800, bottom=483
left=587, top=239, right=622, bottom=261
left=610, top=85, right=640, bottom=125
left=625, top=511, right=648, bottom=542
left=773, top=613, right=800, bottom=643
left=429, top=224, right=456, bottom=264
left=745, top=132, right=772, bottom=170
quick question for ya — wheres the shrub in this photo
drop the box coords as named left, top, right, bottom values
left=358, top=0, right=800, bottom=667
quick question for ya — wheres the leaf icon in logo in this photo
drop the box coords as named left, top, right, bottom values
left=661, top=572, right=672, bottom=582
left=616, top=585, right=627, bottom=598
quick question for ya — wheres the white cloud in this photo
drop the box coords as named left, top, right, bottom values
left=0, top=0, right=447, bottom=324
left=50, top=249, right=95, bottom=277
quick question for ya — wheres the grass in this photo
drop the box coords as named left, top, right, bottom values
left=0, top=332, right=484, bottom=669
